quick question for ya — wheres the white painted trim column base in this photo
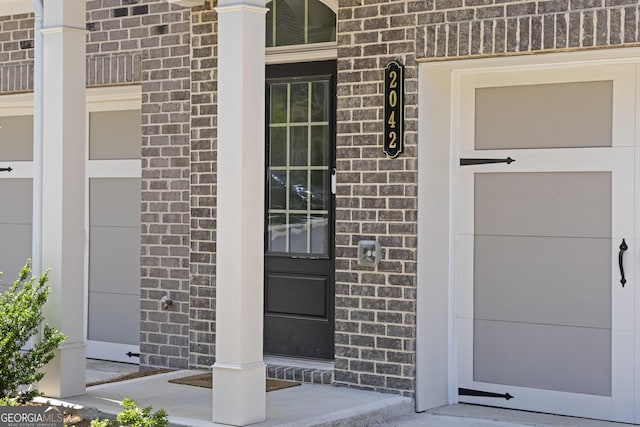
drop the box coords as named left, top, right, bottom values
left=38, top=343, right=86, bottom=398
left=212, top=363, right=267, bottom=426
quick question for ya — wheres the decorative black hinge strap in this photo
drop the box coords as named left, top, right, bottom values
left=0, top=167, right=12, bottom=172
left=126, top=352, right=140, bottom=358
left=460, top=157, right=515, bottom=166
left=459, top=388, right=514, bottom=400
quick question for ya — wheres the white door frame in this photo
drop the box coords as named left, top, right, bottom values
left=85, top=85, right=142, bottom=364
left=0, top=87, right=142, bottom=364
left=416, top=47, right=640, bottom=420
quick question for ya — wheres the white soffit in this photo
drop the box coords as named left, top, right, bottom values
left=0, top=0, right=32, bottom=16
left=167, top=0, right=204, bottom=7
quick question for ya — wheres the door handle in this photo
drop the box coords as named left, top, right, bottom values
left=619, top=239, right=628, bottom=287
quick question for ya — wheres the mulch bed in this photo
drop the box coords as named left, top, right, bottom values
left=29, top=369, right=172, bottom=427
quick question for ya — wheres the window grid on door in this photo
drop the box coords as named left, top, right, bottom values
left=267, top=80, right=330, bottom=255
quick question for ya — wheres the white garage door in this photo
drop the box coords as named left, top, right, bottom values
left=455, top=64, right=636, bottom=422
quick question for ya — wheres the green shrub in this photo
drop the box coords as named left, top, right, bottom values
left=0, top=261, right=66, bottom=403
left=0, top=396, right=19, bottom=406
left=89, top=419, right=110, bottom=427
left=90, top=398, right=168, bottom=427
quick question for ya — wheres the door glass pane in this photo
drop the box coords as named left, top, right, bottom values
left=270, top=128, right=287, bottom=166
left=289, top=170, right=308, bottom=211
left=473, top=172, right=612, bottom=396
left=268, top=213, right=287, bottom=252
left=290, top=83, right=309, bottom=123
left=310, top=214, right=329, bottom=254
left=289, top=214, right=308, bottom=253
left=311, top=81, right=330, bottom=122
left=270, top=84, right=288, bottom=124
left=89, top=178, right=141, bottom=345
left=475, top=81, right=613, bottom=150
left=290, top=127, right=308, bottom=166
left=269, top=171, right=287, bottom=210
left=267, top=78, right=331, bottom=256
left=311, top=126, right=329, bottom=166
left=311, top=170, right=329, bottom=210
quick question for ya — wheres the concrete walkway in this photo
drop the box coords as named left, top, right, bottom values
left=386, top=404, right=636, bottom=427
left=39, top=360, right=637, bottom=426
left=85, top=359, right=139, bottom=384
left=50, top=369, right=412, bottom=427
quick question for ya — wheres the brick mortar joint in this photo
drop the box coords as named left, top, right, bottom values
left=88, top=51, right=143, bottom=58
left=419, top=41, right=640, bottom=62
left=422, top=6, right=635, bottom=27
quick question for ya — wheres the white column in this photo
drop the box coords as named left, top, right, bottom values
left=37, top=0, right=87, bottom=398
left=212, top=0, right=267, bottom=425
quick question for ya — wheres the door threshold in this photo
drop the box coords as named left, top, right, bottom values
left=264, top=355, right=334, bottom=385
left=264, top=355, right=334, bottom=370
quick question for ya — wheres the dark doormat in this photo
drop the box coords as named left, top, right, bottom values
left=168, top=372, right=300, bottom=392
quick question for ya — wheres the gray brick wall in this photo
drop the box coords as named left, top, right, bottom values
left=0, top=13, right=33, bottom=93
left=89, top=0, right=196, bottom=370
left=414, top=1, right=640, bottom=59
left=188, top=1, right=217, bottom=369
left=333, top=0, right=640, bottom=397
left=334, top=0, right=418, bottom=397
left=0, top=1, right=194, bottom=370
left=86, top=0, right=150, bottom=86
left=138, top=1, right=192, bottom=370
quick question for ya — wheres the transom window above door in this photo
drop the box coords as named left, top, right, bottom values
left=266, top=0, right=336, bottom=47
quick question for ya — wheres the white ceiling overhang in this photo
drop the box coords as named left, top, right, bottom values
left=0, top=0, right=32, bottom=16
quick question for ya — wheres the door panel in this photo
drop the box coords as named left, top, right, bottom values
left=455, top=65, right=636, bottom=422
left=0, top=116, right=33, bottom=288
left=88, top=177, right=141, bottom=362
left=474, top=319, right=612, bottom=396
left=474, top=234, right=611, bottom=328
left=475, top=80, right=613, bottom=150
left=265, top=61, right=336, bottom=360
left=473, top=172, right=613, bottom=397
left=86, top=105, right=141, bottom=364
left=266, top=273, right=328, bottom=317
left=0, top=115, right=33, bottom=160
left=0, top=179, right=32, bottom=294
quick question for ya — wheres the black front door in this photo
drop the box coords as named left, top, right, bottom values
left=264, top=61, right=336, bottom=360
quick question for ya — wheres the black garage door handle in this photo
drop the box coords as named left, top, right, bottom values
left=619, top=239, right=628, bottom=287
